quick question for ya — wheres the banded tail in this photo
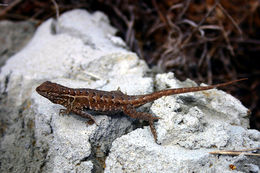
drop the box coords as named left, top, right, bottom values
left=131, top=78, right=247, bottom=107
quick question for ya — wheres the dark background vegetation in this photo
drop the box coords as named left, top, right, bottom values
left=0, top=0, right=259, bottom=130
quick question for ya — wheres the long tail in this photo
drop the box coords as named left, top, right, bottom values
left=131, top=78, right=247, bottom=107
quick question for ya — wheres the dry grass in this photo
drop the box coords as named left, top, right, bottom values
left=0, top=0, right=259, bottom=129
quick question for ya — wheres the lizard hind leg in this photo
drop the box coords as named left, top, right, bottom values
left=123, top=105, right=160, bottom=143
left=149, top=120, right=159, bottom=144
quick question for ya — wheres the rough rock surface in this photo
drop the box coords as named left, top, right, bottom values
left=0, top=9, right=151, bottom=173
left=105, top=73, right=260, bottom=173
left=0, top=20, right=36, bottom=68
left=0, top=9, right=259, bottom=173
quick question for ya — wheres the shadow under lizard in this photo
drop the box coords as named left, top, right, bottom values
left=36, top=78, right=246, bottom=144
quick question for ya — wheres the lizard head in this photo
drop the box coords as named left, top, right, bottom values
left=36, top=81, right=66, bottom=103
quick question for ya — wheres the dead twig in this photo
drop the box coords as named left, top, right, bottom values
left=0, top=3, right=8, bottom=6
left=177, top=0, right=191, bottom=21
left=51, top=0, right=60, bottom=20
left=181, top=0, right=220, bottom=47
left=210, top=148, right=260, bottom=156
left=0, top=0, right=23, bottom=18
left=152, top=0, right=170, bottom=30
left=217, top=3, right=243, bottom=37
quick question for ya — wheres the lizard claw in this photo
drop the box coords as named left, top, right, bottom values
left=59, top=109, right=67, bottom=116
left=86, top=119, right=99, bottom=126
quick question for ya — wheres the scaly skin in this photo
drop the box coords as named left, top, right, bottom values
left=36, top=78, right=247, bottom=143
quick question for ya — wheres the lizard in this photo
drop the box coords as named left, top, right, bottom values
left=36, top=78, right=246, bottom=143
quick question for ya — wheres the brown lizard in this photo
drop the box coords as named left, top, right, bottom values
left=36, top=78, right=246, bottom=143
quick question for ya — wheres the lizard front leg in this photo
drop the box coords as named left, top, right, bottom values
left=59, top=104, right=74, bottom=116
left=123, top=105, right=160, bottom=143
left=59, top=97, right=76, bottom=116
left=59, top=108, right=71, bottom=116
left=72, top=108, right=98, bottom=126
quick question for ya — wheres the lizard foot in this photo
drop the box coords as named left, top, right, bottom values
left=59, top=109, right=69, bottom=116
left=86, top=119, right=99, bottom=126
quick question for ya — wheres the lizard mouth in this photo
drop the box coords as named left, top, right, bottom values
left=36, top=85, right=45, bottom=95
left=35, top=86, right=41, bottom=93
left=36, top=81, right=62, bottom=100
left=36, top=88, right=48, bottom=98
left=36, top=81, right=53, bottom=98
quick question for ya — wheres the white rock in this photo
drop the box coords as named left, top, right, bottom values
left=0, top=9, right=151, bottom=172
left=0, top=9, right=259, bottom=173
left=105, top=72, right=260, bottom=172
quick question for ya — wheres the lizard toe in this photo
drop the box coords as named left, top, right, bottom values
left=152, top=116, right=161, bottom=120
left=86, top=119, right=99, bottom=126
left=86, top=120, right=95, bottom=125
